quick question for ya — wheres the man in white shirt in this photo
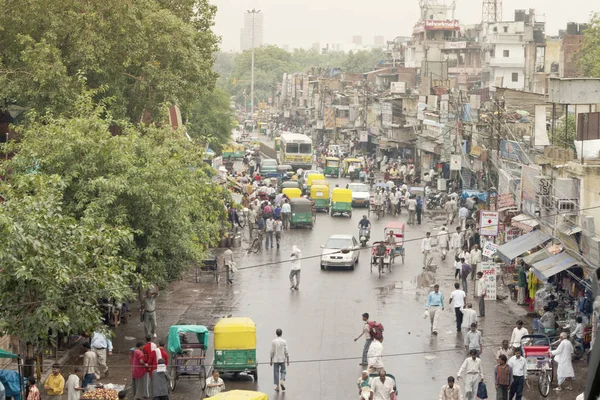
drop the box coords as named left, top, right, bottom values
left=90, top=330, right=113, bottom=377
left=469, top=244, right=482, bottom=280
left=509, top=320, right=529, bottom=350
left=289, top=246, right=301, bottom=290
left=274, top=217, right=283, bottom=249
left=437, top=225, right=449, bottom=261
left=444, top=198, right=456, bottom=225
left=370, top=369, right=395, bottom=400
left=407, top=197, right=417, bottom=225
left=451, top=227, right=464, bottom=257
left=223, top=246, right=235, bottom=284
left=507, top=349, right=527, bottom=399
left=458, top=206, right=469, bottom=230
left=281, top=199, right=292, bottom=230
left=390, top=191, right=400, bottom=216
left=205, top=369, right=225, bottom=397
left=421, top=232, right=433, bottom=268
left=270, top=329, right=289, bottom=392
left=475, top=272, right=486, bottom=317
left=460, top=304, right=478, bottom=333
left=457, top=350, right=484, bottom=400
left=367, top=338, right=385, bottom=374
left=449, top=283, right=466, bottom=333
left=265, top=215, right=275, bottom=249
left=439, top=376, right=462, bottom=400
left=551, top=332, right=575, bottom=391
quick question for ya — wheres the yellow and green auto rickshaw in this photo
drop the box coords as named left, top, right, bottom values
left=206, top=390, right=268, bottom=400
left=222, top=143, right=245, bottom=159
left=324, top=156, right=340, bottom=177
left=305, top=173, right=325, bottom=194
left=310, top=184, right=330, bottom=213
left=213, top=317, right=258, bottom=380
left=280, top=181, right=300, bottom=192
left=331, top=188, right=353, bottom=217
left=343, top=158, right=363, bottom=179
left=290, top=197, right=315, bottom=229
left=282, top=187, right=302, bottom=199
left=274, top=137, right=281, bottom=151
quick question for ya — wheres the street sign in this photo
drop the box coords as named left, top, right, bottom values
left=482, top=241, right=498, bottom=258
left=480, top=262, right=497, bottom=300
left=450, top=155, right=461, bottom=171
left=479, top=210, right=499, bottom=236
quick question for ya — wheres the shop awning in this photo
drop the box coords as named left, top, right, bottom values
left=496, top=230, right=552, bottom=264
left=531, top=252, right=580, bottom=282
left=523, top=248, right=552, bottom=265
left=557, top=222, right=582, bottom=236
left=511, top=213, right=540, bottom=232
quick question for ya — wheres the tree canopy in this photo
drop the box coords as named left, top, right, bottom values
left=579, top=13, right=600, bottom=77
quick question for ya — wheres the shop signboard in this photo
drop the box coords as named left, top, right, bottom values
left=382, top=102, right=393, bottom=127
left=482, top=241, right=499, bottom=258
left=479, top=211, right=499, bottom=236
left=450, top=154, right=462, bottom=171
left=499, top=140, right=526, bottom=164
left=359, top=131, right=368, bottom=143
left=480, top=262, right=497, bottom=300
left=505, top=227, right=521, bottom=242
left=497, top=193, right=516, bottom=209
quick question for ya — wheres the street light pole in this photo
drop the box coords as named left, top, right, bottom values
left=247, top=9, right=261, bottom=116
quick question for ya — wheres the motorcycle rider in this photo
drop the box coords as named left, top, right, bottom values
left=358, top=216, right=372, bottom=243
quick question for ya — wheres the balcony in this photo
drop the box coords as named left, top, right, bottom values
left=489, top=57, right=525, bottom=68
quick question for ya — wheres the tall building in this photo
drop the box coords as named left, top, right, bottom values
left=240, top=11, right=264, bottom=51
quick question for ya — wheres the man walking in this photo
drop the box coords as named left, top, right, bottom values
left=141, top=288, right=159, bottom=338
left=421, top=232, right=432, bottom=268
left=464, top=323, right=483, bottom=357
left=551, top=332, right=575, bottom=391
left=457, top=350, right=483, bottom=400
left=449, top=283, right=466, bottom=333
left=475, top=272, right=486, bottom=317
left=458, top=205, right=469, bottom=231
left=494, top=354, right=513, bottom=400
left=469, top=244, right=482, bottom=279
left=460, top=258, right=471, bottom=294
left=416, top=196, right=424, bottom=225
left=509, top=320, right=529, bottom=350
left=507, top=349, right=527, bottom=400
left=496, top=340, right=513, bottom=361
left=439, top=376, right=463, bottom=400
left=354, top=313, right=372, bottom=366
left=90, top=329, right=112, bottom=377
left=444, top=197, right=456, bottom=225
left=270, top=329, right=289, bottom=392
left=367, top=338, right=384, bottom=374
left=451, top=227, right=464, bottom=258
left=437, top=225, right=449, bottom=261
left=223, top=245, right=235, bottom=285
left=247, top=205, right=257, bottom=237
left=517, top=261, right=527, bottom=305
left=289, top=246, right=301, bottom=290
left=460, top=304, right=478, bottom=333
left=407, top=196, right=417, bottom=225
left=81, top=343, right=97, bottom=388
left=425, top=284, right=444, bottom=334
left=274, top=217, right=283, bottom=249
left=265, top=215, right=275, bottom=249
left=281, top=199, right=291, bottom=230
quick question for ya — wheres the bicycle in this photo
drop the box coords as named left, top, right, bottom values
left=247, top=230, right=263, bottom=254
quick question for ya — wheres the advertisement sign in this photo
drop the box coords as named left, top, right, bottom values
left=390, top=82, right=406, bottom=94
left=424, top=20, right=460, bottom=31
left=480, top=211, right=499, bottom=236
left=382, top=102, right=393, bottom=127
left=497, top=193, right=516, bottom=209
left=480, top=262, right=498, bottom=300
left=482, top=241, right=499, bottom=258
left=445, top=41, right=467, bottom=49
left=499, top=140, right=527, bottom=164
left=505, top=227, right=521, bottom=242
left=450, top=155, right=462, bottom=171
left=359, top=131, right=368, bottom=143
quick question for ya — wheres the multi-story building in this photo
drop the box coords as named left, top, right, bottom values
left=240, top=11, right=264, bottom=51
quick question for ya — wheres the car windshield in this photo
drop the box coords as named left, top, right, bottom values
left=348, top=184, right=369, bottom=192
left=325, top=238, right=353, bottom=249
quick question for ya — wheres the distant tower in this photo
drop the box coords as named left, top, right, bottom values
left=482, top=0, right=502, bottom=22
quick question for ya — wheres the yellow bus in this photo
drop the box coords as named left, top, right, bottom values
left=279, top=133, right=313, bottom=170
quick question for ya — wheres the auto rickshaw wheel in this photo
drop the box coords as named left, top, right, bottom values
left=199, top=366, right=207, bottom=390
left=251, top=369, right=258, bottom=380
left=348, top=212, right=352, bottom=217
left=330, top=210, right=334, bottom=217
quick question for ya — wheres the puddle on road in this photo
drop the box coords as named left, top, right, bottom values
left=375, top=271, right=436, bottom=294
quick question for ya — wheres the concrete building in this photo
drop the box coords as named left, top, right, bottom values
left=560, top=23, right=587, bottom=78
left=240, top=11, right=264, bottom=51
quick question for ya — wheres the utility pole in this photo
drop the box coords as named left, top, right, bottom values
left=247, top=8, right=261, bottom=116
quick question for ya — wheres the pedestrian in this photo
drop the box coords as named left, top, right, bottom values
left=516, top=261, right=527, bottom=305
left=551, top=332, right=575, bottom=391
left=367, top=338, right=384, bottom=374
left=223, top=245, right=235, bottom=285
left=450, top=283, right=466, bottom=333
left=270, top=329, right=289, bottom=392
left=421, top=232, right=432, bottom=268
left=289, top=245, right=301, bottom=290
left=281, top=199, right=292, bottom=230
left=444, top=197, right=456, bottom=225
left=458, top=205, right=469, bottom=230
left=26, top=378, right=40, bottom=400
left=247, top=204, right=257, bottom=237
left=273, top=217, right=283, bottom=249
left=44, top=364, right=65, bottom=400
left=454, top=256, right=462, bottom=280
left=425, top=284, right=445, bottom=334
left=460, top=304, right=478, bottom=333
left=369, top=369, right=394, bottom=400
left=147, top=341, right=169, bottom=375
left=265, top=215, right=275, bottom=249
left=457, top=349, right=484, bottom=400
left=131, top=342, right=149, bottom=400
left=494, top=355, right=512, bottom=400
left=90, top=328, right=112, bottom=377
left=469, top=244, right=482, bottom=279
left=507, top=349, right=526, bottom=400
left=273, top=203, right=282, bottom=220
left=439, top=376, right=463, bottom=400
left=81, top=343, right=97, bottom=387
left=451, top=227, right=463, bottom=257
left=141, top=288, right=159, bottom=338
left=354, top=313, right=372, bottom=366
left=357, top=370, right=372, bottom=400
left=205, top=370, right=225, bottom=397
left=464, top=323, right=483, bottom=357
left=475, top=271, right=486, bottom=317
left=407, top=196, right=417, bottom=225
left=151, top=359, right=170, bottom=400
left=509, top=320, right=529, bottom=350
left=437, top=225, right=449, bottom=261
left=416, top=195, right=423, bottom=224
left=460, top=258, right=471, bottom=294
left=66, top=367, right=84, bottom=400
left=496, top=340, right=514, bottom=360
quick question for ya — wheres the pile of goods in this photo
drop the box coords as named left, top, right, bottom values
left=82, top=387, right=119, bottom=400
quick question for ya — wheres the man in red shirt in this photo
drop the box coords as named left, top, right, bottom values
left=131, top=342, right=149, bottom=400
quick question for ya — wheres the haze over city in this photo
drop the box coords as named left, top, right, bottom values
left=211, top=0, right=597, bottom=51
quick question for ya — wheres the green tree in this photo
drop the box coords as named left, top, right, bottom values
left=0, top=0, right=219, bottom=121
left=186, top=87, right=236, bottom=153
left=579, top=13, right=600, bottom=77
left=0, top=174, right=136, bottom=344
left=343, top=49, right=385, bottom=73
left=550, top=114, right=577, bottom=150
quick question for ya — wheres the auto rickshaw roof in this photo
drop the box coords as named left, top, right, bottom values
left=214, top=317, right=257, bottom=334
left=290, top=197, right=312, bottom=206
left=167, top=325, right=209, bottom=354
left=325, top=156, right=340, bottom=160
left=205, top=390, right=268, bottom=400
left=384, top=221, right=406, bottom=231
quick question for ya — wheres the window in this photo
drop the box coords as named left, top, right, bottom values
left=503, top=26, right=508, bottom=33
left=503, top=50, right=510, bottom=57
left=512, top=73, right=519, bottom=82
left=493, top=27, right=498, bottom=32
left=286, top=143, right=299, bottom=153
left=299, top=143, right=312, bottom=154
left=490, top=49, right=495, bottom=57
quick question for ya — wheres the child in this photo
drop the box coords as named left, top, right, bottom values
left=151, top=359, right=170, bottom=400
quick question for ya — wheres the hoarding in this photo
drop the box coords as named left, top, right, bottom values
left=480, top=262, right=498, bottom=300
left=480, top=210, right=500, bottom=236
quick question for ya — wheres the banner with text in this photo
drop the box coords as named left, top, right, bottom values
left=480, top=262, right=498, bottom=300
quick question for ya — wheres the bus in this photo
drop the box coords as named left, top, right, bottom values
left=279, top=133, right=313, bottom=170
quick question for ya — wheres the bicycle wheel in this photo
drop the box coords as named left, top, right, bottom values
left=538, top=371, right=550, bottom=397
left=199, top=365, right=207, bottom=390
left=215, top=265, right=220, bottom=283
left=378, top=257, right=383, bottom=278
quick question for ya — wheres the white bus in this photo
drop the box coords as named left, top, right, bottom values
left=279, top=133, right=313, bottom=170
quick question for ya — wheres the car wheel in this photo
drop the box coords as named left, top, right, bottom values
left=356, top=257, right=359, bottom=265
left=350, top=264, right=355, bottom=271
left=320, top=264, right=325, bottom=270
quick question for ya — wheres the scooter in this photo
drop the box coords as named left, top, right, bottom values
left=359, top=228, right=371, bottom=247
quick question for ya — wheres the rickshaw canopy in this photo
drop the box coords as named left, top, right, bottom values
left=282, top=188, right=302, bottom=199
left=206, top=390, right=268, bottom=400
left=290, top=197, right=313, bottom=212
left=167, top=325, right=209, bottom=354
left=332, top=188, right=352, bottom=203
left=306, top=173, right=325, bottom=187
left=277, top=165, right=293, bottom=173
left=310, top=185, right=330, bottom=199
left=384, top=222, right=405, bottom=235
left=281, top=181, right=300, bottom=190
left=311, top=179, right=329, bottom=188
left=214, top=318, right=256, bottom=350
left=325, top=157, right=340, bottom=165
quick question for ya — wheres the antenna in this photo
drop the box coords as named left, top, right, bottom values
left=482, top=0, right=502, bottom=23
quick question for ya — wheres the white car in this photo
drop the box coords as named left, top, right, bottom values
left=347, top=183, right=371, bottom=208
left=320, top=234, right=360, bottom=270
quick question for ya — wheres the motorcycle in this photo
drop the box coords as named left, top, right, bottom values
left=427, top=192, right=445, bottom=209
left=359, top=227, right=371, bottom=247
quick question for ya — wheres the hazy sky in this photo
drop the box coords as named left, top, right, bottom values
left=211, top=0, right=597, bottom=52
